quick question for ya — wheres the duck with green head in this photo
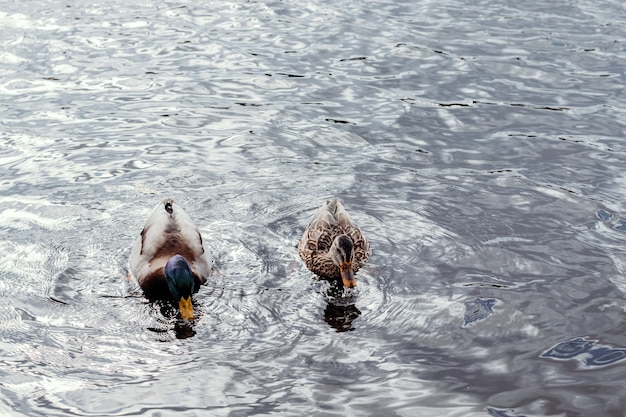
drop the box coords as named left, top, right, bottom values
left=129, top=198, right=212, bottom=319
left=298, top=198, right=370, bottom=288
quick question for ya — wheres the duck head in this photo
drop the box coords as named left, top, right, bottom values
left=164, top=254, right=196, bottom=320
left=329, top=234, right=356, bottom=288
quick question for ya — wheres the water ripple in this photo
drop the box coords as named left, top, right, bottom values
left=1, top=0, right=626, bottom=415
left=542, top=337, right=626, bottom=369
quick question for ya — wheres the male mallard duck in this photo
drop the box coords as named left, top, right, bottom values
left=129, top=198, right=212, bottom=320
left=298, top=198, right=370, bottom=288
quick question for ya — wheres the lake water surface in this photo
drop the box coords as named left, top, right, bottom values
left=1, top=0, right=626, bottom=416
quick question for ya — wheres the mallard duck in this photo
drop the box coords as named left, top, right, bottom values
left=298, top=198, right=370, bottom=288
left=129, top=198, right=212, bottom=320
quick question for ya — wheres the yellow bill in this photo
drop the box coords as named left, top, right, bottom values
left=179, top=296, right=195, bottom=320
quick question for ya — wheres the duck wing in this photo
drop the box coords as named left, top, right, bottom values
left=130, top=199, right=211, bottom=286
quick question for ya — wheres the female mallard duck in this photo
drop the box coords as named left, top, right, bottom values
left=298, top=198, right=370, bottom=288
left=129, top=198, right=212, bottom=320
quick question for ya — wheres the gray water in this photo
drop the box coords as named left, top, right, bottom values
left=1, top=0, right=626, bottom=416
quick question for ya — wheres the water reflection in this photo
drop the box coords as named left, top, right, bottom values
left=322, top=281, right=361, bottom=332
left=173, top=321, right=197, bottom=340
left=324, top=301, right=361, bottom=332
left=542, top=337, right=626, bottom=368
left=148, top=321, right=196, bottom=340
left=596, top=208, right=626, bottom=232
left=463, top=298, right=496, bottom=327
left=3, top=0, right=626, bottom=414
left=487, top=407, right=525, bottom=417
left=147, top=301, right=198, bottom=340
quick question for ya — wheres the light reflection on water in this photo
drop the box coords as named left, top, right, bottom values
left=1, top=0, right=626, bottom=415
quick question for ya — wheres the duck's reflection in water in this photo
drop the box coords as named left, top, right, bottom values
left=323, top=282, right=361, bottom=332
left=173, top=320, right=196, bottom=339
left=146, top=301, right=198, bottom=340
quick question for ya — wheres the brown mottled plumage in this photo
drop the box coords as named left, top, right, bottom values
left=298, top=199, right=370, bottom=287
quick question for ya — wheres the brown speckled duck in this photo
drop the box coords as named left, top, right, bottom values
left=129, top=198, right=212, bottom=320
left=298, top=198, right=370, bottom=288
